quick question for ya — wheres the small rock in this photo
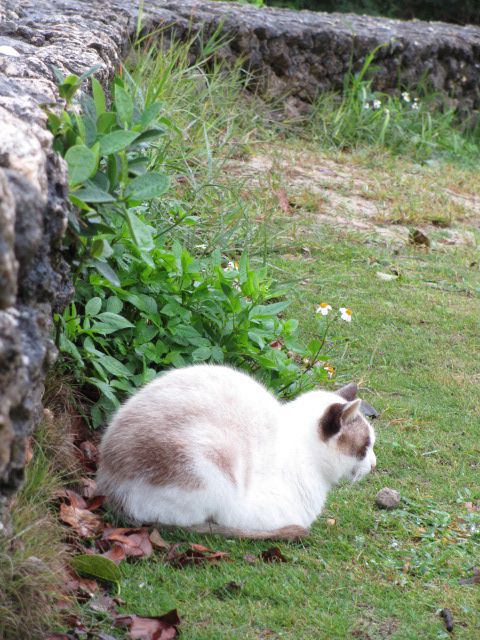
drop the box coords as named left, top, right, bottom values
left=376, top=488, right=401, bottom=510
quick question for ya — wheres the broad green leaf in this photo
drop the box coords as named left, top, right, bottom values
left=139, top=102, right=163, bottom=128
left=133, top=128, right=166, bottom=144
left=99, top=130, right=139, bottom=155
left=74, top=181, right=115, bottom=203
left=91, top=238, right=113, bottom=260
left=125, top=210, right=154, bottom=252
left=92, top=77, right=106, bottom=116
left=87, top=377, right=121, bottom=405
left=106, top=296, right=123, bottom=314
left=126, top=293, right=158, bottom=315
left=71, top=555, right=121, bottom=594
left=211, top=346, right=224, bottom=363
left=92, top=312, right=135, bottom=334
left=92, top=260, right=121, bottom=286
left=114, top=84, right=134, bottom=127
left=192, top=346, right=212, bottom=362
left=97, top=111, right=116, bottom=134
left=98, top=355, right=132, bottom=377
left=65, top=145, right=97, bottom=186
left=125, top=172, right=170, bottom=201
left=250, top=301, right=290, bottom=319
left=85, top=296, right=102, bottom=316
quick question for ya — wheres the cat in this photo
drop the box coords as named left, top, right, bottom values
left=97, top=364, right=376, bottom=540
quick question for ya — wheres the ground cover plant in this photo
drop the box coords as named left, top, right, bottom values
left=14, top=29, right=479, bottom=640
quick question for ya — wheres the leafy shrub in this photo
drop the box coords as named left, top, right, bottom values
left=47, top=66, right=330, bottom=427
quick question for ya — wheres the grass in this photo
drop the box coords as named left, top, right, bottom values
left=0, top=431, right=71, bottom=639
left=95, top=224, right=479, bottom=640
left=34, top=35, right=480, bottom=639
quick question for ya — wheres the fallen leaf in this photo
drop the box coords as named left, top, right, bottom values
left=103, top=542, right=127, bottom=565
left=89, top=594, right=117, bottom=614
left=55, top=489, right=88, bottom=510
left=149, top=529, right=170, bottom=551
left=243, top=553, right=258, bottom=564
left=59, top=503, right=103, bottom=538
left=86, top=495, right=106, bottom=511
left=326, top=518, right=336, bottom=526
left=260, top=547, right=287, bottom=563
left=459, top=567, right=480, bottom=585
left=275, top=188, right=292, bottom=215
left=115, top=610, right=180, bottom=640
left=80, top=477, right=98, bottom=499
left=269, top=339, right=284, bottom=350
left=79, top=440, right=98, bottom=463
left=102, top=527, right=153, bottom=559
left=71, top=554, right=122, bottom=593
left=166, top=543, right=229, bottom=568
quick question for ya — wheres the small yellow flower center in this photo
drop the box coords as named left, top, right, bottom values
left=345, top=308, right=352, bottom=315
left=320, top=302, right=329, bottom=308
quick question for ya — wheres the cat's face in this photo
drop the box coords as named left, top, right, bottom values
left=319, top=383, right=376, bottom=483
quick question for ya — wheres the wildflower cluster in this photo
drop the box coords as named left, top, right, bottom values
left=315, top=303, right=352, bottom=322
left=363, top=91, right=420, bottom=112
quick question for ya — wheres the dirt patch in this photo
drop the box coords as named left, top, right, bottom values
left=225, top=148, right=480, bottom=249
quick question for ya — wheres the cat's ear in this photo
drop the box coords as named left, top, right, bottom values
left=337, top=382, right=358, bottom=401
left=320, top=399, right=362, bottom=440
left=341, top=398, right=362, bottom=422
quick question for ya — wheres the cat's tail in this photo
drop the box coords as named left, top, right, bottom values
left=163, top=523, right=309, bottom=541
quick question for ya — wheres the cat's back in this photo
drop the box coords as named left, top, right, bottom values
left=101, top=364, right=279, bottom=444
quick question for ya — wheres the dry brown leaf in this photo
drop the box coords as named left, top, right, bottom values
left=326, top=518, right=336, bottom=526
left=243, top=553, right=258, bottom=564
left=115, top=609, right=180, bottom=640
left=80, top=477, right=98, bottom=499
left=101, top=527, right=153, bottom=559
left=149, top=529, right=170, bottom=551
left=59, top=503, right=104, bottom=538
left=55, top=489, right=88, bottom=510
left=102, top=542, right=127, bottom=565
left=166, top=543, right=229, bottom=568
left=260, top=547, right=287, bottom=563
left=86, top=495, right=106, bottom=511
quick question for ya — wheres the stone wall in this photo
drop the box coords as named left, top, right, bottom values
left=1, top=0, right=480, bottom=518
left=133, top=0, right=480, bottom=115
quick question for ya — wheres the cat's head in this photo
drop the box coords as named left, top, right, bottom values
left=319, top=383, right=376, bottom=483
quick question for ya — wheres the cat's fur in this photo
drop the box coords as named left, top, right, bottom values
left=97, top=365, right=376, bottom=540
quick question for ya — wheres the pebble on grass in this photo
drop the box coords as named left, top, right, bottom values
left=375, top=488, right=401, bottom=510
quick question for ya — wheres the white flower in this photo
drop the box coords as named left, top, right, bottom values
left=363, top=103, right=370, bottom=110
left=339, top=307, right=352, bottom=322
left=412, top=100, right=420, bottom=110
left=372, top=99, right=382, bottom=110
left=401, top=92, right=411, bottom=103
left=316, top=302, right=332, bottom=316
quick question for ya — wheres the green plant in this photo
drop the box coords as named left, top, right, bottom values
left=0, top=439, right=70, bottom=640
left=48, top=66, right=332, bottom=427
left=308, top=48, right=480, bottom=165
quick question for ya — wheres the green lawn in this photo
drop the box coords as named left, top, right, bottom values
left=105, top=210, right=479, bottom=639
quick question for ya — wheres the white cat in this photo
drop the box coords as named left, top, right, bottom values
left=97, top=364, right=376, bottom=540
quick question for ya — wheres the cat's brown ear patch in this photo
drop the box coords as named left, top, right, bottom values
left=337, top=382, right=358, bottom=402
left=319, top=403, right=344, bottom=440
